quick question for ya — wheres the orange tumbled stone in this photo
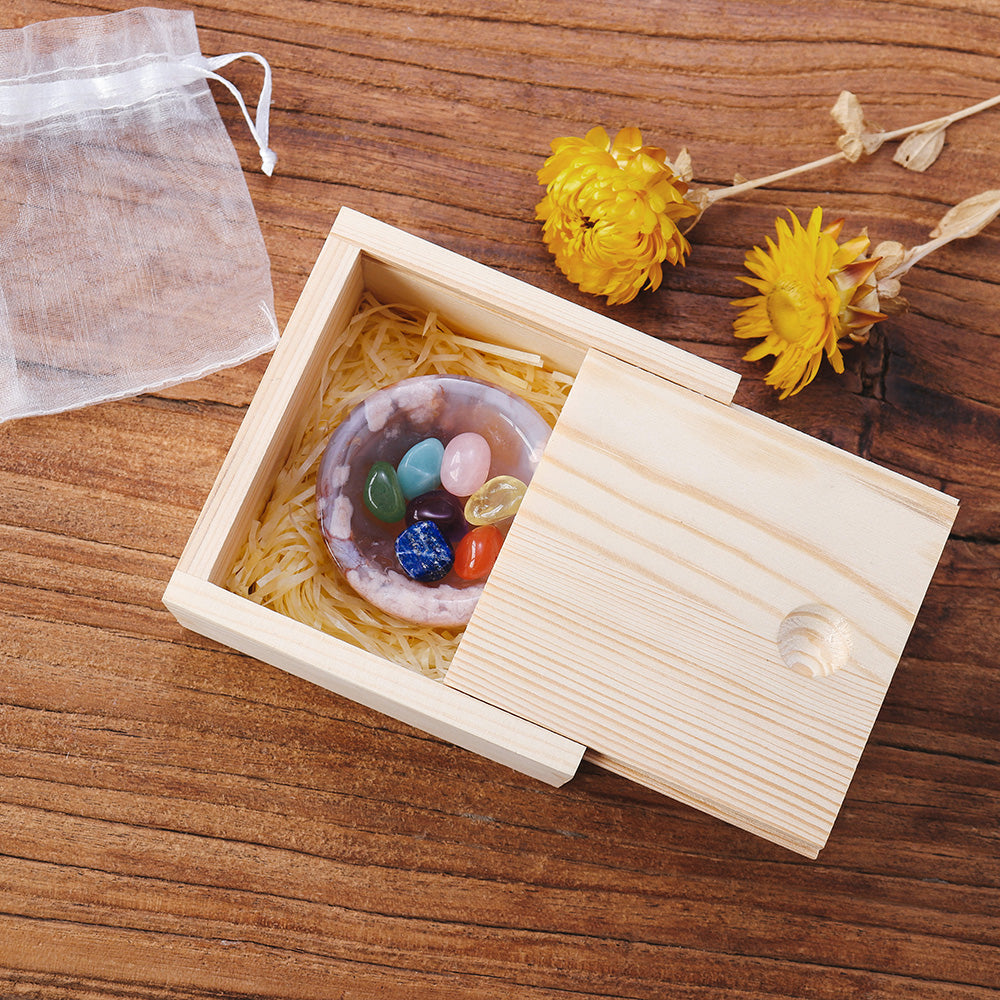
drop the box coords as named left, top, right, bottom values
left=453, top=524, right=503, bottom=581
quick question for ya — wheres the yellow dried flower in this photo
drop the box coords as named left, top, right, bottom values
left=536, top=126, right=699, bottom=305
left=732, top=207, right=886, bottom=398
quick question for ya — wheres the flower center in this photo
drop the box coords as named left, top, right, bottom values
left=765, top=277, right=814, bottom=345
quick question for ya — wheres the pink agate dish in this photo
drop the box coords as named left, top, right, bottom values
left=316, top=375, right=550, bottom=628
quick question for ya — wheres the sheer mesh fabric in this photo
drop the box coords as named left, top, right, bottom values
left=0, top=7, right=278, bottom=422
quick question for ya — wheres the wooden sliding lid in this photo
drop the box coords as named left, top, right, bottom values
left=444, top=349, right=958, bottom=857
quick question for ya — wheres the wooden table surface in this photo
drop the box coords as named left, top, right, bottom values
left=2, top=1, right=999, bottom=997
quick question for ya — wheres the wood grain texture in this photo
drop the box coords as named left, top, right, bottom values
left=445, top=349, right=957, bottom=857
left=1, top=0, right=998, bottom=997
left=162, top=221, right=587, bottom=784
left=331, top=208, right=742, bottom=403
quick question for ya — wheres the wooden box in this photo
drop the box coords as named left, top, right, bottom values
left=163, top=208, right=958, bottom=858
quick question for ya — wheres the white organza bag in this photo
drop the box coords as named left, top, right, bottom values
left=0, top=7, right=280, bottom=423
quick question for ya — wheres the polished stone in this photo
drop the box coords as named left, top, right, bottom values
left=454, top=524, right=503, bottom=580
left=464, top=475, right=527, bottom=526
left=440, top=432, right=492, bottom=497
left=394, top=520, right=454, bottom=582
left=317, top=374, right=550, bottom=626
left=406, top=489, right=468, bottom=540
left=396, top=437, right=445, bottom=500
left=363, top=461, right=406, bottom=523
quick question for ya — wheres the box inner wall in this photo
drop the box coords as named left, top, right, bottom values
left=223, top=262, right=577, bottom=679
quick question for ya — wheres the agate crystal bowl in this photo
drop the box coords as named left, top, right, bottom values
left=316, top=374, right=550, bottom=628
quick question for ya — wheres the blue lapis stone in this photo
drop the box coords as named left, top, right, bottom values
left=396, top=438, right=444, bottom=500
left=394, top=520, right=454, bottom=582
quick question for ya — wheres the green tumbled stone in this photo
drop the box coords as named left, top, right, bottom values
left=364, top=462, right=406, bottom=523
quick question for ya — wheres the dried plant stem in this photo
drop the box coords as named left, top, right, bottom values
left=882, top=233, right=953, bottom=280
left=705, top=152, right=846, bottom=205
left=881, top=188, right=1000, bottom=283
left=704, top=91, right=1000, bottom=207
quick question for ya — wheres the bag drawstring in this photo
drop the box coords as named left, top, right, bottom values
left=188, top=51, right=277, bottom=176
left=0, top=48, right=277, bottom=176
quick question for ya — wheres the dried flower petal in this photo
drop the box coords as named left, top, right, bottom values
left=733, top=207, right=886, bottom=398
left=671, top=147, right=694, bottom=183
left=930, top=188, right=1000, bottom=239
left=830, top=91, right=864, bottom=135
left=870, top=241, right=908, bottom=309
left=536, top=126, right=699, bottom=304
left=892, top=124, right=947, bottom=172
left=831, top=91, right=885, bottom=162
left=873, top=240, right=907, bottom=277
left=876, top=189, right=1000, bottom=283
left=878, top=280, right=907, bottom=314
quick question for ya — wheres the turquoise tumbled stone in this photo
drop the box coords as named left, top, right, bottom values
left=363, top=462, right=405, bottom=523
left=395, top=521, right=454, bottom=582
left=396, top=437, right=445, bottom=500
